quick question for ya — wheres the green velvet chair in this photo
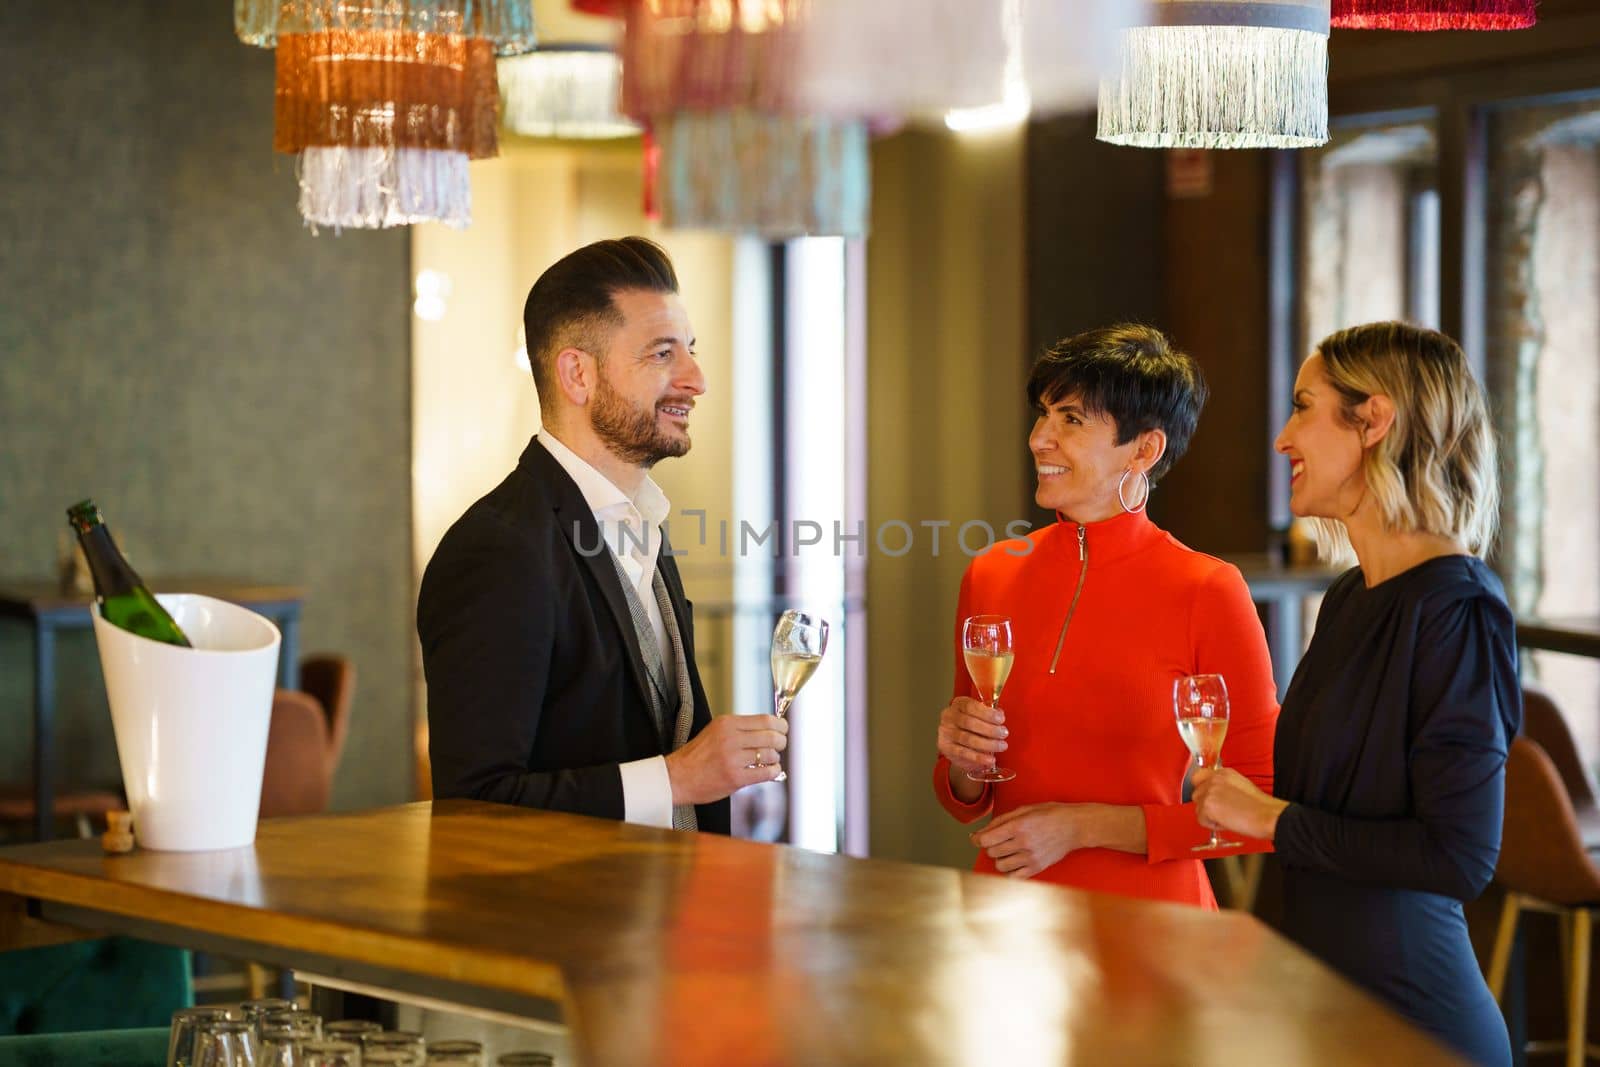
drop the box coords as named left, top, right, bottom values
left=0, top=1025, right=169, bottom=1066
left=0, top=937, right=190, bottom=1050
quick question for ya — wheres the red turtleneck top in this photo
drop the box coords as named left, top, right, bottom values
left=933, top=510, right=1278, bottom=909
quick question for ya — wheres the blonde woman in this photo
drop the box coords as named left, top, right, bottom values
left=1193, top=322, right=1518, bottom=1067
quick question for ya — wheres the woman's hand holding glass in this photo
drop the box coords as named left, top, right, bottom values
left=1173, top=673, right=1244, bottom=851
left=1191, top=766, right=1290, bottom=842
left=937, top=695, right=1010, bottom=784
left=960, top=615, right=1016, bottom=782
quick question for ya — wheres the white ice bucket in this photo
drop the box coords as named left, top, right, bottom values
left=91, top=593, right=280, bottom=851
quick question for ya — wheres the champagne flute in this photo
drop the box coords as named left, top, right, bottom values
left=962, top=615, right=1016, bottom=783
left=764, top=609, right=829, bottom=784
left=1174, top=673, right=1242, bottom=851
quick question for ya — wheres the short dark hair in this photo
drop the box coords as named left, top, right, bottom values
left=522, top=237, right=679, bottom=412
left=1026, top=324, right=1208, bottom=484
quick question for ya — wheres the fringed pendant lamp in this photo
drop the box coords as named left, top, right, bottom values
left=274, top=12, right=502, bottom=230
left=1331, top=0, right=1535, bottom=30
left=236, top=0, right=531, bottom=230
left=498, top=0, right=637, bottom=138
left=499, top=46, right=637, bottom=137
left=235, top=0, right=281, bottom=46
left=236, top=0, right=537, bottom=54
left=793, top=0, right=1144, bottom=121
left=653, top=110, right=869, bottom=237
left=1098, top=0, right=1331, bottom=149
left=585, top=0, right=870, bottom=238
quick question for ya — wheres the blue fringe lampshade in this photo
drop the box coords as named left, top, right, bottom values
left=236, top=0, right=537, bottom=54
left=652, top=110, right=869, bottom=238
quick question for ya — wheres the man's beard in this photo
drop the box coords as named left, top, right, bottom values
left=590, top=374, right=690, bottom=469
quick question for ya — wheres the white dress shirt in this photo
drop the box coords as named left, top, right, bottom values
left=538, top=432, right=678, bottom=828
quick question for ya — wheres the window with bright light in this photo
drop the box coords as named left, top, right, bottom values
left=1300, top=114, right=1441, bottom=355
left=725, top=237, right=867, bottom=855
left=1489, top=93, right=1600, bottom=768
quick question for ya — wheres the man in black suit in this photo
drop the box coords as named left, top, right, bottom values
left=419, top=237, right=787, bottom=833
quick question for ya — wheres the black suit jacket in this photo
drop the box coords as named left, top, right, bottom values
left=418, top=436, right=730, bottom=833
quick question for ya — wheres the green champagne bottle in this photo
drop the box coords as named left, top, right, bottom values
left=66, top=499, right=192, bottom=648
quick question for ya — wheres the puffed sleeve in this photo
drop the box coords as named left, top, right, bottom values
left=1142, top=563, right=1280, bottom=863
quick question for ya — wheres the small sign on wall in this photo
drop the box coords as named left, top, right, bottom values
left=1166, top=149, right=1214, bottom=199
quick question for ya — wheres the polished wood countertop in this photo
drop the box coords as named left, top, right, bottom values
left=0, top=800, right=1463, bottom=1065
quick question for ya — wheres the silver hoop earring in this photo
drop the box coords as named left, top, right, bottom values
left=1118, top=469, right=1150, bottom=514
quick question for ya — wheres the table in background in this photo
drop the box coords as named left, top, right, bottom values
left=1224, top=554, right=1345, bottom=699
left=0, top=580, right=304, bottom=842
left=0, top=800, right=1468, bottom=1067
left=1516, top=616, right=1600, bottom=660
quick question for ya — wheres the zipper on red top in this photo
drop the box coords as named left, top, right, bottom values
left=1048, top=524, right=1088, bottom=674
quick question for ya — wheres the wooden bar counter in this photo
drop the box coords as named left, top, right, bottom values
left=0, top=800, right=1464, bottom=1065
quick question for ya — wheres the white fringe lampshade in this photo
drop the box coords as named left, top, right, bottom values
left=296, top=147, right=473, bottom=229
left=498, top=45, right=639, bottom=138
left=1098, top=0, right=1331, bottom=149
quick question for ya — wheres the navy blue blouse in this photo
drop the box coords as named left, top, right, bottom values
left=1274, top=555, right=1520, bottom=1067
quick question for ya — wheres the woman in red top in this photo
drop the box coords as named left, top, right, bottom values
left=934, top=324, right=1278, bottom=909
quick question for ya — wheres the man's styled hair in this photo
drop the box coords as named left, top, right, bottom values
left=1026, top=323, right=1208, bottom=485
left=522, top=237, right=680, bottom=414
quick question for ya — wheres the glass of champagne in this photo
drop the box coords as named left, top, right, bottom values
left=1174, top=673, right=1241, bottom=851
left=962, top=615, right=1016, bottom=783
left=764, top=609, right=829, bottom=783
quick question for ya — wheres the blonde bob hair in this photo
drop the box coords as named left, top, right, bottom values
left=1307, top=321, right=1500, bottom=562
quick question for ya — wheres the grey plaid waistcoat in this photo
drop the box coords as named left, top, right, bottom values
left=608, top=551, right=698, bottom=832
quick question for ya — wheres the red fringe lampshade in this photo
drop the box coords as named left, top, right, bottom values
left=1331, top=0, right=1536, bottom=30
left=581, top=0, right=870, bottom=238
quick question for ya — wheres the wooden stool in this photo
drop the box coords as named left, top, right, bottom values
left=1488, top=736, right=1600, bottom=1067
left=1216, top=853, right=1265, bottom=912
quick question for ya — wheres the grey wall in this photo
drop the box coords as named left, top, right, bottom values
left=866, top=129, right=1030, bottom=870
left=0, top=1, right=414, bottom=811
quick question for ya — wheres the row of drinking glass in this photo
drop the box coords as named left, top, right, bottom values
left=170, top=1001, right=555, bottom=1067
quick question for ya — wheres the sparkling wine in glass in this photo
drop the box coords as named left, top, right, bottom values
left=764, top=610, right=829, bottom=783
left=1174, top=672, right=1242, bottom=851
left=962, top=614, right=1016, bottom=783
